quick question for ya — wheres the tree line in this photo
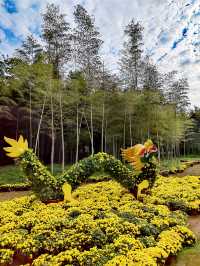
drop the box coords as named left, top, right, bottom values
left=0, top=3, right=197, bottom=171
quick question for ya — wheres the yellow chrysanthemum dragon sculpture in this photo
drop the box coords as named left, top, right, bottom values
left=4, top=136, right=158, bottom=201
left=121, top=139, right=158, bottom=198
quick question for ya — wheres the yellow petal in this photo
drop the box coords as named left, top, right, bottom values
left=24, top=139, right=28, bottom=150
left=4, top=136, right=18, bottom=147
left=18, top=135, right=24, bottom=145
left=3, top=147, right=14, bottom=152
left=133, top=144, right=145, bottom=155
left=4, top=135, right=29, bottom=158
left=6, top=151, right=22, bottom=158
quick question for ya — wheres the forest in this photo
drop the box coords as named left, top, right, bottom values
left=1, top=3, right=200, bottom=171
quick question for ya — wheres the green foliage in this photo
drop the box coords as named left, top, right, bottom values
left=20, top=150, right=137, bottom=201
left=136, top=159, right=158, bottom=189
left=21, top=150, right=61, bottom=201
left=58, top=152, right=136, bottom=190
left=159, top=159, right=187, bottom=173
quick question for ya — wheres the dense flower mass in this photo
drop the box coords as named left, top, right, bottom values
left=0, top=181, right=195, bottom=265
left=146, top=175, right=200, bottom=213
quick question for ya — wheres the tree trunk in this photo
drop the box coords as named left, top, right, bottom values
left=104, top=119, right=107, bottom=153
left=35, top=95, right=46, bottom=153
left=50, top=96, right=55, bottom=174
left=29, top=85, right=32, bottom=147
left=147, top=128, right=150, bottom=139
left=16, top=109, right=19, bottom=139
left=101, top=102, right=105, bottom=152
left=184, top=138, right=186, bottom=157
left=76, top=104, right=79, bottom=163
left=112, top=136, right=115, bottom=156
left=123, top=111, right=126, bottom=148
left=91, top=103, right=94, bottom=156
left=156, top=131, right=161, bottom=161
left=59, top=91, right=65, bottom=173
left=129, top=113, right=133, bottom=146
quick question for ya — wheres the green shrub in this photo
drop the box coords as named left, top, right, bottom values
left=21, top=150, right=62, bottom=201
left=20, top=151, right=137, bottom=201
left=58, top=152, right=136, bottom=189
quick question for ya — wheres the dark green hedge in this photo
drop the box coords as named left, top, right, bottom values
left=21, top=150, right=61, bottom=201
left=20, top=151, right=157, bottom=201
left=57, top=152, right=136, bottom=189
left=20, top=151, right=137, bottom=201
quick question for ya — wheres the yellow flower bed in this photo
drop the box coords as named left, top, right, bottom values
left=0, top=181, right=195, bottom=265
left=147, top=175, right=200, bottom=212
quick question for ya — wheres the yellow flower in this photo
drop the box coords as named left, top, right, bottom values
left=4, top=135, right=28, bottom=158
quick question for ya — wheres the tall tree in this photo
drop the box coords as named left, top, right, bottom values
left=119, top=19, right=143, bottom=90
left=167, top=77, right=190, bottom=113
left=42, top=3, right=71, bottom=78
left=142, top=56, right=161, bottom=90
left=73, top=4, right=103, bottom=88
left=16, top=35, right=42, bottom=64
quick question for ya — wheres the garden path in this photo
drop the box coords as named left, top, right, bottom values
left=176, top=163, right=200, bottom=177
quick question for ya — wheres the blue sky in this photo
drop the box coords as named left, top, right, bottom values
left=0, top=0, right=200, bottom=106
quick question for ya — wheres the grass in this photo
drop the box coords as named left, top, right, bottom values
left=169, top=241, right=200, bottom=266
left=159, top=158, right=182, bottom=172
left=0, top=165, right=26, bottom=185
left=0, top=163, right=70, bottom=185
left=159, top=155, right=200, bottom=172
left=180, top=155, right=200, bottom=160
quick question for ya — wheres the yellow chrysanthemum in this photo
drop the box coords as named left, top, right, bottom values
left=4, top=135, right=28, bottom=158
